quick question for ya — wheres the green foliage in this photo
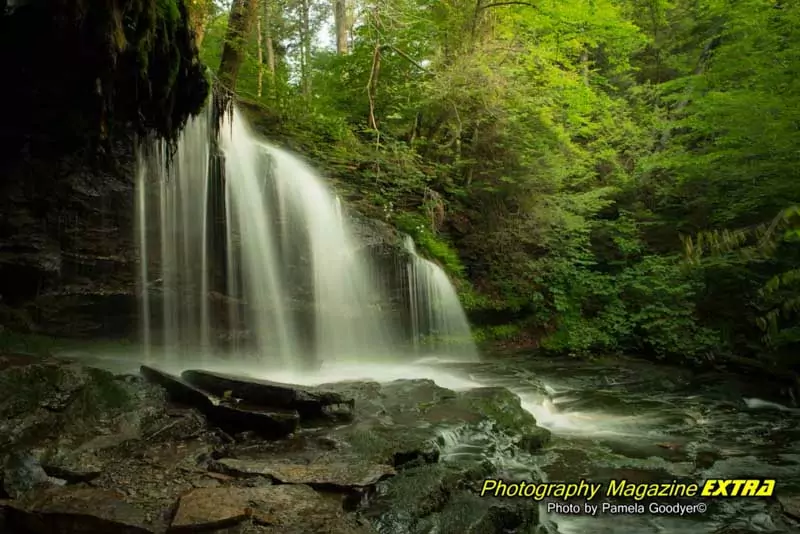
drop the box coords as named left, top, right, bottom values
left=473, top=324, right=523, bottom=344
left=391, top=212, right=465, bottom=277
left=205, top=0, right=800, bottom=369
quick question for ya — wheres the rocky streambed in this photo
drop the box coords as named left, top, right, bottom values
left=0, top=354, right=551, bottom=533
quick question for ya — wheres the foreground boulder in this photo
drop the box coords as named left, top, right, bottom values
left=210, top=458, right=396, bottom=490
left=0, top=359, right=168, bottom=491
left=3, top=486, right=153, bottom=534
left=365, top=463, right=538, bottom=534
left=2, top=359, right=549, bottom=533
left=207, top=378, right=548, bottom=533
left=140, top=366, right=299, bottom=439
left=181, top=369, right=355, bottom=421
left=319, top=379, right=551, bottom=466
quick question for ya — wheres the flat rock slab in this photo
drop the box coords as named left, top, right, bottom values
left=169, top=487, right=251, bottom=531
left=181, top=369, right=354, bottom=419
left=212, top=458, right=395, bottom=489
left=140, top=366, right=216, bottom=412
left=3, top=486, right=154, bottom=534
left=140, top=366, right=299, bottom=439
left=170, top=485, right=374, bottom=533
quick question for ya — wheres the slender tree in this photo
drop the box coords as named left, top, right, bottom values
left=334, top=0, right=348, bottom=54
left=218, top=0, right=259, bottom=91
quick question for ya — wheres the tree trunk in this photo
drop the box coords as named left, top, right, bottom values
left=218, top=0, right=258, bottom=92
left=261, top=0, right=277, bottom=101
left=191, top=14, right=207, bottom=47
left=301, top=0, right=312, bottom=98
left=367, top=41, right=381, bottom=132
left=265, top=35, right=276, bottom=77
left=256, top=13, right=263, bottom=97
left=264, top=2, right=276, bottom=77
left=334, top=0, right=348, bottom=54
left=346, top=0, right=356, bottom=50
left=187, top=0, right=208, bottom=47
left=581, top=49, right=589, bottom=86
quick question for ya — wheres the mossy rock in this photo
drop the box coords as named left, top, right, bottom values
left=430, top=490, right=539, bottom=534
left=0, top=362, right=167, bottom=472
left=332, top=423, right=441, bottom=468
left=364, top=463, right=487, bottom=533
left=321, top=379, right=550, bottom=468
left=0, top=361, right=93, bottom=420
left=418, top=386, right=551, bottom=453
left=364, top=462, right=537, bottom=534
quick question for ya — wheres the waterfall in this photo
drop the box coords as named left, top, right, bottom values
left=402, top=236, right=479, bottom=360
left=136, top=101, right=477, bottom=371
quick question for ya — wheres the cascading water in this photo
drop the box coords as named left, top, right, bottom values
left=136, top=99, right=478, bottom=370
left=137, top=103, right=401, bottom=370
left=136, top=108, right=213, bottom=364
left=402, top=235, right=479, bottom=360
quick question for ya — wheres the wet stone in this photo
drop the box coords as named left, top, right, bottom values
left=211, top=458, right=396, bottom=489
left=431, top=491, right=538, bottom=534
left=363, top=462, right=534, bottom=534
left=180, top=369, right=355, bottom=421
left=170, top=485, right=373, bottom=534
left=170, top=487, right=251, bottom=531
left=2, top=452, right=64, bottom=499
left=328, top=422, right=442, bottom=467
left=1, top=362, right=169, bottom=501
left=140, top=366, right=299, bottom=439
left=4, top=486, right=154, bottom=534
left=140, top=366, right=215, bottom=412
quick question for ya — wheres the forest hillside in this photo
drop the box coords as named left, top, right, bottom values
left=195, top=0, right=799, bottom=376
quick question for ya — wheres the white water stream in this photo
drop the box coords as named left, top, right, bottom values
left=135, top=104, right=478, bottom=369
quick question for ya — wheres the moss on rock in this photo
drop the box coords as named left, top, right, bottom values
left=320, top=379, right=550, bottom=469
left=0, top=0, right=209, bottom=161
left=365, top=462, right=537, bottom=534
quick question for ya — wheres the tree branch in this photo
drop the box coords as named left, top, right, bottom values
left=379, top=44, right=432, bottom=74
left=478, top=1, right=542, bottom=11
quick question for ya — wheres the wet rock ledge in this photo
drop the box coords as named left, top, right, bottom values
left=0, top=355, right=551, bottom=534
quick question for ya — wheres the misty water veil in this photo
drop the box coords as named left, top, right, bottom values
left=135, top=102, right=478, bottom=369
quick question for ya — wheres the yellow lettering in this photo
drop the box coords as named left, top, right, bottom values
left=741, top=480, right=759, bottom=496
left=702, top=480, right=717, bottom=496
left=712, top=479, right=732, bottom=496
left=481, top=480, right=498, bottom=497
left=496, top=479, right=509, bottom=496
left=755, top=480, right=775, bottom=497
left=702, top=479, right=775, bottom=497
left=606, top=480, right=627, bottom=497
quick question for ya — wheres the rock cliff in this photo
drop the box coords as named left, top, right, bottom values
left=0, top=0, right=209, bottom=337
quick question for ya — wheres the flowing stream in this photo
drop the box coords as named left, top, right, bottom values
left=62, top=345, right=800, bottom=533
left=252, top=355, right=800, bottom=534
